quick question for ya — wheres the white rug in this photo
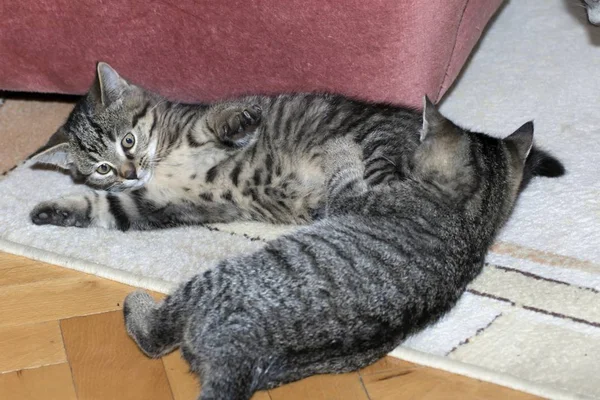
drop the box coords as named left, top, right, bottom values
left=1, top=0, right=599, bottom=398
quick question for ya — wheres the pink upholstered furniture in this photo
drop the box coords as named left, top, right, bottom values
left=0, top=0, right=502, bottom=108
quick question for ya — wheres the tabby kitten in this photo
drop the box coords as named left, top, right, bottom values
left=123, top=100, right=536, bottom=400
left=29, top=62, right=564, bottom=230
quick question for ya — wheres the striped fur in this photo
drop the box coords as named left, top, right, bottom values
left=29, top=63, right=563, bottom=230
left=122, top=107, right=537, bottom=400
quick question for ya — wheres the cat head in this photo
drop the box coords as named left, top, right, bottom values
left=29, top=62, right=161, bottom=191
left=411, top=97, right=535, bottom=211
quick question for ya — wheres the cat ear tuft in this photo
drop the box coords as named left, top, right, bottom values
left=421, top=96, right=444, bottom=142
left=28, top=143, right=72, bottom=169
left=93, top=62, right=129, bottom=107
left=505, top=121, right=534, bottom=161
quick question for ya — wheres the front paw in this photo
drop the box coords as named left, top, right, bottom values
left=30, top=198, right=91, bottom=228
left=216, top=105, right=262, bottom=145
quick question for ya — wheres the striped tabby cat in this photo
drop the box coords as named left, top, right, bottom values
left=29, top=62, right=564, bottom=230
left=123, top=101, right=536, bottom=399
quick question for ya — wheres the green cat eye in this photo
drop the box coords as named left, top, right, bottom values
left=122, top=133, right=136, bottom=149
left=96, top=163, right=111, bottom=175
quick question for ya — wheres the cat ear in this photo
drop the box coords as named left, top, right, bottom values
left=505, top=121, right=534, bottom=161
left=28, top=127, right=71, bottom=166
left=28, top=143, right=72, bottom=169
left=91, top=62, right=129, bottom=107
left=421, top=96, right=445, bottom=142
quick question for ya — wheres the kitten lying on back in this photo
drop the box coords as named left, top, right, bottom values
left=124, top=100, right=536, bottom=400
left=29, top=62, right=564, bottom=230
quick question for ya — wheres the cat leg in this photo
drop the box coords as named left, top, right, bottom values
left=30, top=189, right=245, bottom=230
left=206, top=103, right=263, bottom=147
left=140, top=197, right=245, bottom=228
left=123, top=291, right=183, bottom=358
left=31, top=192, right=114, bottom=229
left=30, top=190, right=147, bottom=230
left=195, top=354, right=256, bottom=400
left=258, top=348, right=386, bottom=390
left=182, top=327, right=264, bottom=400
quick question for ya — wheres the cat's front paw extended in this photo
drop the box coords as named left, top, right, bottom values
left=214, top=105, right=262, bottom=144
left=30, top=197, right=91, bottom=228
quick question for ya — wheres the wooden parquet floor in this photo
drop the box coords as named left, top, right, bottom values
left=0, top=252, right=540, bottom=400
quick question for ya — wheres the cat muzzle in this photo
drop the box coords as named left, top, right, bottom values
left=120, top=163, right=138, bottom=180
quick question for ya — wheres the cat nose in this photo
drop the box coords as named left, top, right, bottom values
left=120, top=163, right=137, bottom=180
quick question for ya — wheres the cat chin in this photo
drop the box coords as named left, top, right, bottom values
left=129, top=170, right=152, bottom=190
left=122, top=180, right=146, bottom=191
left=107, top=181, right=145, bottom=192
left=108, top=170, right=152, bottom=192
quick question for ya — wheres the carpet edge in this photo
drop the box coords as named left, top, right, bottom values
left=0, top=238, right=175, bottom=294
left=388, top=347, right=587, bottom=400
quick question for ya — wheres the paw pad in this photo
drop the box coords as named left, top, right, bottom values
left=30, top=201, right=88, bottom=227
left=220, top=105, right=262, bottom=142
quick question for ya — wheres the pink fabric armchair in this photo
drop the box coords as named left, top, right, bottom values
left=0, top=0, right=502, bottom=107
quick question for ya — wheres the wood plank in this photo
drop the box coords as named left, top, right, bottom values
left=162, top=350, right=272, bottom=400
left=0, top=274, right=133, bottom=328
left=61, top=310, right=173, bottom=400
left=0, top=252, right=76, bottom=287
left=162, top=350, right=199, bottom=400
left=0, top=252, right=51, bottom=269
left=0, top=363, right=77, bottom=400
left=0, top=252, right=165, bottom=329
left=362, top=365, right=541, bottom=400
left=360, top=356, right=422, bottom=376
left=269, top=372, right=369, bottom=400
left=252, top=390, right=273, bottom=400
left=0, top=321, right=65, bottom=373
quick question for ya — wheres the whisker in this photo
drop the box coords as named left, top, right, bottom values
left=149, top=99, right=167, bottom=113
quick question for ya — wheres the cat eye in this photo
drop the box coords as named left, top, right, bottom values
left=122, top=133, right=136, bottom=150
left=96, top=163, right=111, bottom=175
